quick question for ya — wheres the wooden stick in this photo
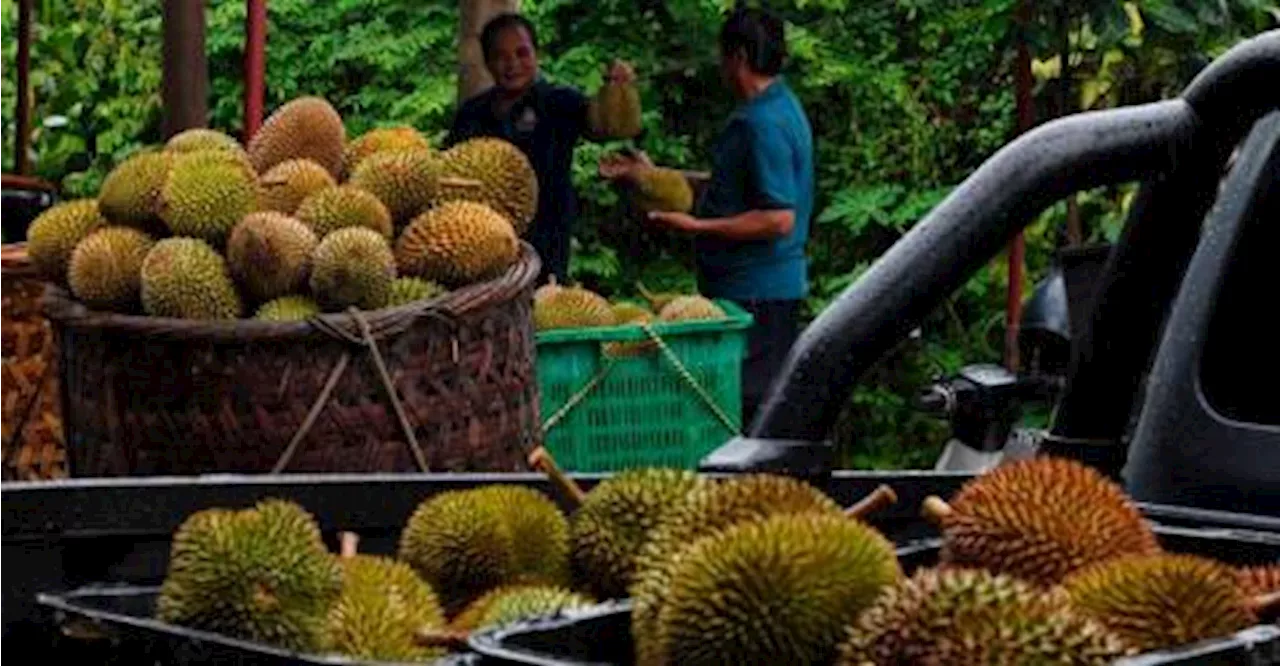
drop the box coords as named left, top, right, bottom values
left=921, top=496, right=955, bottom=525
left=528, top=446, right=587, bottom=507
left=415, top=627, right=472, bottom=650
left=339, top=531, right=359, bottom=558
left=844, top=484, right=897, bottom=520
left=1249, top=590, right=1280, bottom=616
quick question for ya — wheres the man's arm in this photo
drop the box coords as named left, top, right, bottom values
left=683, top=121, right=797, bottom=240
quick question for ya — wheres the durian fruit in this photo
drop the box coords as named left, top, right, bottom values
left=394, top=200, right=519, bottom=287
left=97, top=149, right=173, bottom=232
left=25, top=198, right=108, bottom=281
left=226, top=212, right=319, bottom=303
left=649, top=512, right=902, bottom=666
left=629, top=474, right=848, bottom=665
left=247, top=96, right=346, bottom=178
left=258, top=158, right=337, bottom=214
left=158, top=149, right=260, bottom=246
left=387, top=277, right=446, bottom=307
left=922, top=456, right=1160, bottom=587
left=165, top=128, right=243, bottom=155
left=837, top=567, right=1135, bottom=665
left=398, top=485, right=571, bottom=616
left=67, top=226, right=156, bottom=312
left=295, top=185, right=394, bottom=240
left=532, top=276, right=615, bottom=331
left=156, top=499, right=343, bottom=653
left=323, top=533, right=447, bottom=662
left=139, top=238, right=243, bottom=319
left=528, top=448, right=706, bottom=600
left=449, top=584, right=595, bottom=633
left=309, top=227, right=396, bottom=311
left=434, top=137, right=539, bottom=235
left=342, top=126, right=431, bottom=179
left=1237, top=563, right=1280, bottom=598
left=588, top=80, right=643, bottom=139
left=1063, top=553, right=1266, bottom=652
left=255, top=295, right=321, bottom=321
left=603, top=301, right=657, bottom=357
left=636, top=281, right=681, bottom=312
left=631, top=166, right=693, bottom=214
left=348, top=148, right=442, bottom=226
left=659, top=294, right=725, bottom=322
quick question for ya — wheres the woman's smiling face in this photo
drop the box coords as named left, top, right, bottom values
left=487, top=24, right=538, bottom=94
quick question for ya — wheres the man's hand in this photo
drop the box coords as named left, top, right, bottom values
left=606, top=59, right=636, bottom=85
left=598, top=149, right=653, bottom=181
left=647, top=211, right=700, bottom=233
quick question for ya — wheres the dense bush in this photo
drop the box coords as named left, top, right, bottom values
left=3, top=0, right=1274, bottom=467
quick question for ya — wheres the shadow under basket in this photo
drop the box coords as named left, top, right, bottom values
left=467, top=523, right=1280, bottom=666
left=43, top=242, right=543, bottom=477
left=2, top=242, right=67, bottom=481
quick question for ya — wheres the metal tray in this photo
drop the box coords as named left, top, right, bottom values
left=36, top=583, right=486, bottom=666
left=467, top=523, right=1280, bottom=666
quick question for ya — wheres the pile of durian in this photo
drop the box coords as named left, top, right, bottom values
left=23, top=96, right=538, bottom=322
left=534, top=280, right=730, bottom=355
left=154, top=452, right=1280, bottom=664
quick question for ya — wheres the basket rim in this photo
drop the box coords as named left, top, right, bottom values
left=534, top=298, right=754, bottom=344
left=39, top=240, right=541, bottom=342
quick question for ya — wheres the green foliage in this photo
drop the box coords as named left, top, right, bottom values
left=3, top=0, right=1274, bottom=468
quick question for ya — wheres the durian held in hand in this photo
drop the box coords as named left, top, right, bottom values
left=527, top=446, right=903, bottom=666
left=587, top=60, right=643, bottom=140
left=599, top=149, right=695, bottom=215
left=32, top=94, right=542, bottom=321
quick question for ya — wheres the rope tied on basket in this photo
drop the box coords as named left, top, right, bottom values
left=541, top=322, right=742, bottom=437
left=270, top=306, right=433, bottom=474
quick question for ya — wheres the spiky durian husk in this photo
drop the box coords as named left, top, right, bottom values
left=156, top=499, right=343, bottom=652
left=449, top=584, right=594, bottom=632
left=934, top=456, right=1160, bottom=586
left=630, top=474, right=844, bottom=666
left=1063, top=553, right=1258, bottom=652
left=650, top=512, right=901, bottom=666
left=658, top=295, right=725, bottom=322
left=324, top=554, right=447, bottom=661
left=569, top=468, right=707, bottom=600
left=532, top=280, right=615, bottom=331
left=468, top=485, right=571, bottom=588
left=1236, top=563, right=1280, bottom=598
left=838, top=567, right=1134, bottom=665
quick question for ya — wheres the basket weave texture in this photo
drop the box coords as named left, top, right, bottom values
left=2, top=243, right=67, bottom=480
left=42, top=242, right=543, bottom=477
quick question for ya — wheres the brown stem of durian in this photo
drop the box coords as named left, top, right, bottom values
left=339, top=531, right=359, bottom=558
left=1249, top=590, right=1280, bottom=615
left=921, top=496, right=955, bottom=526
left=844, top=484, right=898, bottom=520
left=635, top=281, right=659, bottom=308
left=528, top=445, right=587, bottom=508
left=414, top=627, right=471, bottom=650
left=437, top=176, right=484, bottom=189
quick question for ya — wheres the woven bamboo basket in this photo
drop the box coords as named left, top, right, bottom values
left=42, top=242, right=543, bottom=477
left=1, top=243, right=67, bottom=480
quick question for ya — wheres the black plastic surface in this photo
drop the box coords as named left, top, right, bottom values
left=1122, top=111, right=1280, bottom=516
left=469, top=524, right=1280, bottom=665
left=36, top=585, right=484, bottom=665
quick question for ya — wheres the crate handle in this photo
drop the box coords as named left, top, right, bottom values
left=641, top=322, right=741, bottom=437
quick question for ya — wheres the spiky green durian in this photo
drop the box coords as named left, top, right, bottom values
left=323, top=554, right=447, bottom=661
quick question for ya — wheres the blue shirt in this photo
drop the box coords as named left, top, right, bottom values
left=444, top=77, right=590, bottom=283
left=695, top=78, right=814, bottom=301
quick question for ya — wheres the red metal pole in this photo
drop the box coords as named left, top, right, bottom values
left=1005, top=0, right=1034, bottom=372
left=244, top=0, right=268, bottom=141
left=14, top=0, right=33, bottom=175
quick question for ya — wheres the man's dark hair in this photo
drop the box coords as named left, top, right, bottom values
left=719, top=6, right=787, bottom=76
left=480, top=13, right=538, bottom=62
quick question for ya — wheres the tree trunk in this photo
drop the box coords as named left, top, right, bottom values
left=161, top=0, right=209, bottom=138
left=458, top=0, right=520, bottom=103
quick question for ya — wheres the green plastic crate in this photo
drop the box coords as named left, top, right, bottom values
left=534, top=300, right=754, bottom=472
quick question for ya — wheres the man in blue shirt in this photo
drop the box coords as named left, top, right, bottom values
left=601, top=7, right=815, bottom=426
left=444, top=13, right=638, bottom=285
